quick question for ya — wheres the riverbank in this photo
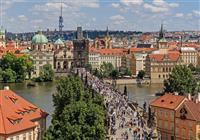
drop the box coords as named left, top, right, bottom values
left=103, top=78, right=151, bottom=85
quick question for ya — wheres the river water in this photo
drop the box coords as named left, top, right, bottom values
left=0, top=82, right=163, bottom=127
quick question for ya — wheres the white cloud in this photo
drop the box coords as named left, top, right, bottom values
left=18, top=15, right=28, bottom=21
left=92, top=17, right=96, bottom=22
left=111, top=3, right=120, bottom=8
left=110, top=15, right=125, bottom=25
left=144, top=0, right=179, bottom=13
left=120, top=0, right=143, bottom=6
left=193, top=10, right=200, bottom=16
left=144, top=3, right=168, bottom=13
left=175, top=13, right=184, bottom=18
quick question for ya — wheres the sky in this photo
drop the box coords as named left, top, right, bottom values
left=0, top=0, right=200, bottom=33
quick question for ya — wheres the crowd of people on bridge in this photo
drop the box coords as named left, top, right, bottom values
left=75, top=68, right=153, bottom=140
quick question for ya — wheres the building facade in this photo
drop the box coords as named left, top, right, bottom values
left=54, top=40, right=73, bottom=72
left=150, top=94, right=200, bottom=140
left=30, top=31, right=54, bottom=77
left=180, top=47, right=197, bottom=67
left=0, top=27, right=6, bottom=48
left=0, top=87, right=48, bottom=140
left=73, top=39, right=89, bottom=68
left=146, top=51, right=182, bottom=83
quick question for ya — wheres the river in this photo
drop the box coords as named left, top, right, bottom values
left=0, top=82, right=163, bottom=127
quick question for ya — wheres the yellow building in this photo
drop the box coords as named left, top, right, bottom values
left=146, top=51, right=182, bottom=83
left=180, top=47, right=197, bottom=67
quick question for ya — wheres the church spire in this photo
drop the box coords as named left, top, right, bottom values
left=106, top=26, right=109, bottom=37
left=159, top=23, right=164, bottom=39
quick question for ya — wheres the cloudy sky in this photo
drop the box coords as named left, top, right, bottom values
left=1, top=0, right=200, bottom=32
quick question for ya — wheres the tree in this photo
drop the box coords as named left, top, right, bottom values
left=1, top=68, right=17, bottom=83
left=188, top=63, right=196, bottom=71
left=36, top=64, right=54, bottom=82
left=85, top=63, right=92, bottom=73
left=164, top=65, right=197, bottom=95
left=0, top=53, right=33, bottom=82
left=137, top=70, right=145, bottom=79
left=100, top=62, right=114, bottom=78
left=44, top=75, right=106, bottom=139
left=110, top=69, right=119, bottom=80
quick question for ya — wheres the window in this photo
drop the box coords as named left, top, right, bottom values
left=16, top=136, right=19, bottom=140
left=10, top=137, right=13, bottom=140
left=165, top=121, right=168, bottom=129
left=39, top=61, right=43, bottom=64
left=28, top=132, right=32, bottom=140
left=159, top=75, right=161, bottom=78
left=23, top=133, right=26, bottom=140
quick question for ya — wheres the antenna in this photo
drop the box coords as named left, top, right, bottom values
left=59, top=0, right=64, bottom=34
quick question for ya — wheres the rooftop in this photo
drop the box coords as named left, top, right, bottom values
left=150, top=94, right=186, bottom=110
left=0, top=89, right=48, bottom=135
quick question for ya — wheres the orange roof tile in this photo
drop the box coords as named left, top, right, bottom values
left=130, top=48, right=156, bottom=53
left=149, top=51, right=180, bottom=62
left=0, top=90, right=48, bottom=135
left=184, top=101, right=200, bottom=121
left=150, top=94, right=186, bottom=110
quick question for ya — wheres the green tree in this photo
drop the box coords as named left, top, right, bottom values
left=44, top=75, right=106, bottom=140
left=36, top=64, right=54, bottom=82
left=137, top=70, right=145, bottom=79
left=0, top=53, right=33, bottom=82
left=188, top=63, right=196, bottom=71
left=164, top=65, right=197, bottom=95
left=85, top=63, right=92, bottom=72
left=110, top=69, right=119, bottom=80
left=100, top=62, right=114, bottom=78
left=1, top=68, right=17, bottom=83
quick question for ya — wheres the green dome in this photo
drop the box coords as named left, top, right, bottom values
left=32, top=31, right=48, bottom=44
left=158, top=38, right=167, bottom=42
left=55, top=38, right=64, bottom=45
left=0, top=26, right=5, bottom=35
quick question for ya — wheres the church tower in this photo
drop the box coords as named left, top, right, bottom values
left=157, top=24, right=168, bottom=54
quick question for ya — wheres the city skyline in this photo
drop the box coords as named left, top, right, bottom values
left=0, top=0, right=200, bottom=33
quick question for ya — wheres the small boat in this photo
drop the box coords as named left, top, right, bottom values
left=155, top=91, right=164, bottom=96
left=27, top=82, right=36, bottom=87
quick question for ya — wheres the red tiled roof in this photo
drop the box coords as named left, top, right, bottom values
left=149, top=51, right=180, bottom=62
left=89, top=48, right=126, bottom=56
left=184, top=101, right=200, bottom=121
left=138, top=34, right=153, bottom=41
left=0, top=90, right=48, bottom=135
left=130, top=48, right=156, bottom=53
left=150, top=94, right=186, bottom=110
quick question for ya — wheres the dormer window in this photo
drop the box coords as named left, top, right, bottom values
left=9, top=96, right=18, bottom=104
left=7, top=117, right=22, bottom=125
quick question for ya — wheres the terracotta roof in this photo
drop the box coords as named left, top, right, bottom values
left=130, top=48, right=156, bottom=53
left=149, top=51, right=180, bottom=62
left=184, top=101, right=200, bottom=121
left=89, top=48, right=126, bottom=56
left=0, top=90, right=48, bottom=135
left=138, top=34, right=153, bottom=41
left=150, top=94, right=186, bottom=110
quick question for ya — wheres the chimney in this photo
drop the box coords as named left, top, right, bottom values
left=4, top=86, right=9, bottom=90
left=174, top=92, right=179, bottom=96
left=188, top=93, right=191, bottom=100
